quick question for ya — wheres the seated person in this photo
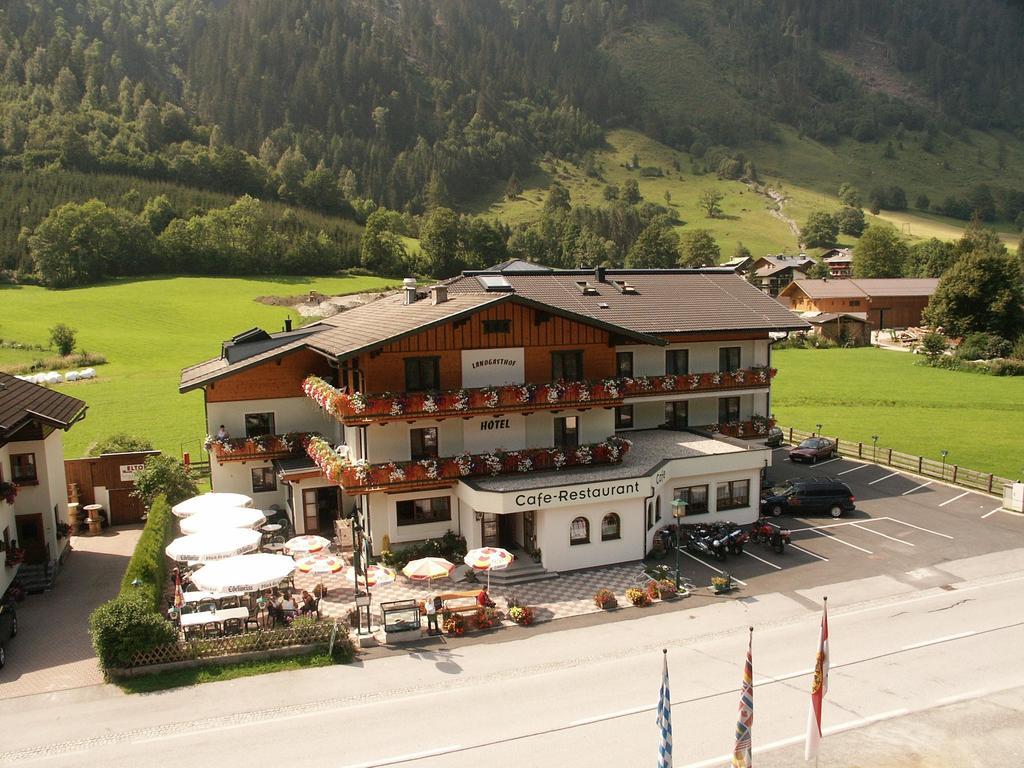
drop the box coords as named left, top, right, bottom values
left=476, top=587, right=496, bottom=609
left=280, top=589, right=298, bottom=620
left=299, top=590, right=317, bottom=615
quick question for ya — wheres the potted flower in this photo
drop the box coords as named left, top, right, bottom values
left=471, top=607, right=501, bottom=630
left=625, top=587, right=652, bottom=607
left=594, top=588, right=617, bottom=609
left=508, top=605, right=535, bottom=626
left=711, top=574, right=733, bottom=594
left=656, top=579, right=679, bottom=599
left=442, top=611, right=467, bottom=636
left=1, top=481, right=18, bottom=505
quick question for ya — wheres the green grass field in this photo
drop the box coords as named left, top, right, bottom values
left=772, top=347, right=1024, bottom=479
left=0, top=275, right=398, bottom=458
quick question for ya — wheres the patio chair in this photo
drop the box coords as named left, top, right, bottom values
left=197, top=599, right=217, bottom=613
left=183, top=624, right=203, bottom=642
left=219, top=595, right=240, bottom=609
left=244, top=602, right=261, bottom=632
left=202, top=622, right=223, bottom=638
left=222, top=618, right=243, bottom=636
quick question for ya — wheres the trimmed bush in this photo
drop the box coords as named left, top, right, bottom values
left=90, top=592, right=178, bottom=669
left=120, top=494, right=175, bottom=611
left=379, top=530, right=467, bottom=570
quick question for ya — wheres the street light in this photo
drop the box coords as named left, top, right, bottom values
left=872, top=435, right=879, bottom=463
left=671, top=498, right=688, bottom=590
left=941, top=450, right=949, bottom=480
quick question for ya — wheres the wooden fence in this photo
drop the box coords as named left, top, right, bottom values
left=779, top=426, right=1011, bottom=496
left=128, top=621, right=337, bottom=668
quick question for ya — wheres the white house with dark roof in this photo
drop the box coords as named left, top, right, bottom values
left=181, top=268, right=808, bottom=576
left=0, top=373, right=87, bottom=595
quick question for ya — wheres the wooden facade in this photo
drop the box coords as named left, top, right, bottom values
left=786, top=292, right=930, bottom=330
left=64, top=450, right=161, bottom=525
left=206, top=349, right=333, bottom=403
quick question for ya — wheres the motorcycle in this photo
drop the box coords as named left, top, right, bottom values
left=710, top=521, right=749, bottom=555
left=750, top=517, right=791, bottom=554
left=681, top=524, right=727, bottom=562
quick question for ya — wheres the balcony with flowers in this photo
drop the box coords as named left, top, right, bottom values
left=205, top=432, right=320, bottom=464
left=305, top=435, right=633, bottom=494
left=303, top=367, right=775, bottom=425
left=706, top=417, right=775, bottom=439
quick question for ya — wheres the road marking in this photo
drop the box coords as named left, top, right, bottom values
left=677, top=549, right=747, bottom=585
left=814, top=456, right=841, bottom=466
left=788, top=520, right=860, bottom=533
left=682, top=709, right=910, bottom=768
left=938, top=491, right=971, bottom=507
left=936, top=689, right=989, bottom=706
left=902, top=630, right=977, bottom=651
left=868, top=471, right=901, bottom=485
left=809, top=528, right=873, bottom=554
left=788, top=543, right=829, bottom=561
left=741, top=550, right=783, bottom=570
left=851, top=522, right=914, bottom=546
left=982, top=507, right=1003, bottom=519
left=901, top=480, right=933, bottom=495
left=837, top=464, right=867, bottom=475
left=338, top=746, right=464, bottom=768
left=881, top=517, right=954, bottom=539
left=569, top=704, right=654, bottom=726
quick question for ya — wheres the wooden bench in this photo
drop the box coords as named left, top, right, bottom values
left=417, top=589, right=483, bottom=615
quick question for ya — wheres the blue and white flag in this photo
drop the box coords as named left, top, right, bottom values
left=657, top=649, right=673, bottom=768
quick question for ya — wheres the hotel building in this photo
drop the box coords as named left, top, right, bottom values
left=180, top=266, right=808, bottom=574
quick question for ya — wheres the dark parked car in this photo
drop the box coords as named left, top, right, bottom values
left=765, top=426, right=785, bottom=447
left=761, top=478, right=856, bottom=519
left=788, top=437, right=837, bottom=463
left=0, top=602, right=17, bottom=668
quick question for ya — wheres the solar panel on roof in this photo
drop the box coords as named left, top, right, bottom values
left=476, top=275, right=514, bottom=292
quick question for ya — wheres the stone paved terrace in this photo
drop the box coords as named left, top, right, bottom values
left=464, top=428, right=751, bottom=493
left=0, top=526, right=142, bottom=699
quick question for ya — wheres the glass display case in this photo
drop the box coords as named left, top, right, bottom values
left=380, top=599, right=420, bottom=634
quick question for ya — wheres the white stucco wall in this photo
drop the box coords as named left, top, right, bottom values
left=210, top=459, right=287, bottom=511
left=367, top=489, right=460, bottom=548
left=617, top=340, right=763, bottom=377
left=205, top=395, right=336, bottom=439
left=0, top=444, right=16, bottom=595
left=535, top=498, right=645, bottom=572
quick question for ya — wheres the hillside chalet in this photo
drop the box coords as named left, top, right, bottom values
left=779, top=278, right=940, bottom=331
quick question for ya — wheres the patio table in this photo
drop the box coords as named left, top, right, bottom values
left=179, top=606, right=250, bottom=628
left=182, top=590, right=245, bottom=604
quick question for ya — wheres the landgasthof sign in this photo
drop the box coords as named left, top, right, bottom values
left=461, top=347, right=524, bottom=388
left=512, top=478, right=648, bottom=511
left=119, top=464, right=146, bottom=482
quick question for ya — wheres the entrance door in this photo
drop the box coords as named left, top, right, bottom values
left=302, top=488, right=321, bottom=534
left=522, top=510, right=536, bottom=553
left=498, top=514, right=517, bottom=550
left=480, top=513, right=499, bottom=547
left=16, top=514, right=47, bottom=564
left=108, top=488, right=145, bottom=525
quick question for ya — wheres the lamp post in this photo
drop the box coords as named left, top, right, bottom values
left=941, top=450, right=949, bottom=480
left=816, top=423, right=823, bottom=437
left=872, top=435, right=879, bottom=464
left=671, top=498, right=688, bottom=590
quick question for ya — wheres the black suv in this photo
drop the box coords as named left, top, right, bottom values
left=761, top=477, right=856, bottom=519
left=0, top=602, right=17, bottom=669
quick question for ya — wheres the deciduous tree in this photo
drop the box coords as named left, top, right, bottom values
left=624, top=220, right=679, bottom=269
left=925, top=251, right=1024, bottom=339
left=678, top=229, right=721, bottom=268
left=801, top=211, right=839, bottom=248
left=698, top=189, right=724, bottom=218
left=853, top=224, right=908, bottom=278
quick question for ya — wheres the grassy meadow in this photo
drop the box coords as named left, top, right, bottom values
left=772, top=347, right=1024, bottom=480
left=0, top=275, right=398, bottom=458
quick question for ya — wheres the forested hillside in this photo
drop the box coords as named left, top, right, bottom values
left=2, top=0, right=1023, bottom=284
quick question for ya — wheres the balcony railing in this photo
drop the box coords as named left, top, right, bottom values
left=707, top=418, right=774, bottom=439
left=303, top=368, right=776, bottom=424
left=305, top=435, right=633, bottom=494
left=205, top=432, right=320, bottom=464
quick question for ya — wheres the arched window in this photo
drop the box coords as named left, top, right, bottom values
left=655, top=496, right=662, bottom=522
left=570, top=516, right=590, bottom=545
left=601, top=513, right=621, bottom=541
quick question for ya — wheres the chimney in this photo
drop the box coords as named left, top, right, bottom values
left=595, top=265, right=607, bottom=283
left=402, top=277, right=418, bottom=306
left=430, top=284, right=448, bottom=305
left=284, top=317, right=292, bottom=332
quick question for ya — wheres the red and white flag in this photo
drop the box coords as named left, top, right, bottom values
left=805, top=599, right=829, bottom=761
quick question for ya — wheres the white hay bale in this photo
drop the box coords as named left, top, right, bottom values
left=46, top=372, right=62, bottom=384
left=64, top=371, right=79, bottom=382
left=79, top=368, right=96, bottom=379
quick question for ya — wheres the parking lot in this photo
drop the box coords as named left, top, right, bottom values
left=668, top=445, right=1021, bottom=600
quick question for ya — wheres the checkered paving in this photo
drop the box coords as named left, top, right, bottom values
left=294, top=561, right=648, bottom=624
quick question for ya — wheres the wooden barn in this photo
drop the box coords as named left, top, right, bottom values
left=779, top=278, right=939, bottom=330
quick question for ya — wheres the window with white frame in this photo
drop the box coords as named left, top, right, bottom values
left=601, top=513, right=621, bottom=541
left=251, top=467, right=277, bottom=493
left=570, top=516, right=590, bottom=545
left=396, top=496, right=451, bottom=526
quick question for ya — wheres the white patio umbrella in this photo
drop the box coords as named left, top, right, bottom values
left=179, top=507, right=267, bottom=535
left=191, top=553, right=296, bottom=593
left=464, top=547, right=513, bottom=591
left=165, top=528, right=262, bottom=563
left=285, top=535, right=331, bottom=555
left=172, top=492, right=252, bottom=518
left=402, top=557, right=455, bottom=583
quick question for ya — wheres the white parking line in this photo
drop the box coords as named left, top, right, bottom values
left=788, top=543, right=829, bottom=562
left=938, top=491, right=971, bottom=507
left=814, top=456, right=842, bottom=466
left=901, top=630, right=977, bottom=651
left=851, top=522, right=914, bottom=546
left=868, top=471, right=901, bottom=485
left=677, top=549, right=747, bottom=585
left=809, top=528, right=874, bottom=554
left=742, top=550, right=783, bottom=570
left=901, top=480, right=933, bottom=495
left=837, top=464, right=867, bottom=475
left=882, top=517, right=954, bottom=540
left=982, top=507, right=1003, bottom=519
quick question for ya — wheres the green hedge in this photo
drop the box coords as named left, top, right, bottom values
left=119, top=494, right=174, bottom=611
left=90, top=592, right=178, bottom=669
left=379, top=530, right=467, bottom=570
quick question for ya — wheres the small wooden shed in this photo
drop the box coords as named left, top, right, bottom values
left=64, top=450, right=161, bottom=525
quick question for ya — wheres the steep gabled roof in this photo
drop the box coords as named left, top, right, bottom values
left=0, top=372, right=87, bottom=438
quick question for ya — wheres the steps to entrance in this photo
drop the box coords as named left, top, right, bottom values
left=484, top=558, right=558, bottom=586
left=17, top=561, right=56, bottom=594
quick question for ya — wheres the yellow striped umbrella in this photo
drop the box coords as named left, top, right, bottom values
left=344, top=564, right=396, bottom=589
left=285, top=535, right=331, bottom=555
left=463, top=547, right=513, bottom=590
left=402, top=557, right=455, bottom=582
left=296, top=554, right=345, bottom=574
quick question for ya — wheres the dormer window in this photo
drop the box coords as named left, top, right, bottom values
left=574, top=281, right=599, bottom=295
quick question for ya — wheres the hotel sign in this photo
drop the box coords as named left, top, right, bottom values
left=461, top=347, right=524, bottom=388
left=119, top=463, right=146, bottom=482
